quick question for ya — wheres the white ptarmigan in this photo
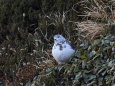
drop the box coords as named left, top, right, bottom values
left=52, top=34, right=75, bottom=64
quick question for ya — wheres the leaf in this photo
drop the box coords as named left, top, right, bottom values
left=103, top=47, right=110, bottom=51
left=89, top=75, right=96, bottom=81
left=97, top=68, right=105, bottom=75
left=88, top=46, right=92, bottom=51
left=87, top=80, right=96, bottom=86
left=80, top=55, right=87, bottom=59
left=25, top=81, right=32, bottom=86
left=110, top=42, right=115, bottom=46
left=108, top=60, right=114, bottom=67
left=101, top=70, right=107, bottom=76
left=104, top=40, right=110, bottom=44
left=92, top=54, right=101, bottom=60
left=83, top=74, right=96, bottom=83
left=75, top=51, right=81, bottom=57
left=102, top=40, right=110, bottom=45
left=88, top=51, right=96, bottom=59
left=98, top=77, right=104, bottom=85
left=80, top=43, right=84, bottom=47
left=73, top=72, right=82, bottom=86
left=82, top=60, right=86, bottom=69
left=93, top=39, right=101, bottom=45
left=73, top=66, right=79, bottom=73
left=46, top=68, right=52, bottom=73
left=75, top=72, right=82, bottom=80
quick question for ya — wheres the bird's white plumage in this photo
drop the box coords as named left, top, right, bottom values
left=52, top=34, right=75, bottom=64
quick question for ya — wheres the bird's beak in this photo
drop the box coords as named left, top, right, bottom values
left=54, top=39, right=57, bottom=42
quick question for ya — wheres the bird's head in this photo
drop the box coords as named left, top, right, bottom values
left=53, top=34, right=66, bottom=44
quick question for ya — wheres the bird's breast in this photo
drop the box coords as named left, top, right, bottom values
left=52, top=44, right=75, bottom=60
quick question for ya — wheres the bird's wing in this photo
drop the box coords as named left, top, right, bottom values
left=65, top=40, right=71, bottom=46
left=66, top=40, right=77, bottom=50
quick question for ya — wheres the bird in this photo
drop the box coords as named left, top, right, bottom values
left=52, top=34, right=75, bottom=64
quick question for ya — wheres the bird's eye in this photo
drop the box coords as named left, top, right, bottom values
left=57, top=36, right=60, bottom=38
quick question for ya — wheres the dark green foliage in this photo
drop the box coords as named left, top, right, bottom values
left=32, top=35, right=115, bottom=86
